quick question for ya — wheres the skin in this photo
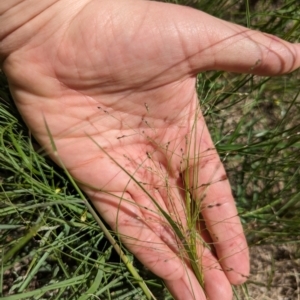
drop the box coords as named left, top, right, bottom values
left=1, top=0, right=300, bottom=299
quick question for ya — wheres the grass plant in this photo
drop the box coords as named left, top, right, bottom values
left=1, top=1, right=300, bottom=299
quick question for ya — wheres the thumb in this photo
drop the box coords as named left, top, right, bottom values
left=154, top=2, right=300, bottom=76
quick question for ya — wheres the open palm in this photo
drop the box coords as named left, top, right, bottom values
left=2, top=0, right=300, bottom=299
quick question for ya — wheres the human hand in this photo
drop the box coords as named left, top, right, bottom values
left=1, top=0, right=300, bottom=299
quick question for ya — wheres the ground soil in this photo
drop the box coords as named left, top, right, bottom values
left=237, top=244, right=300, bottom=300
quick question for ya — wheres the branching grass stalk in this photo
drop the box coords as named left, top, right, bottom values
left=88, top=135, right=206, bottom=291
left=84, top=98, right=233, bottom=298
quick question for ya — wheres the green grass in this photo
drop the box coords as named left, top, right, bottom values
left=1, top=1, right=300, bottom=299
